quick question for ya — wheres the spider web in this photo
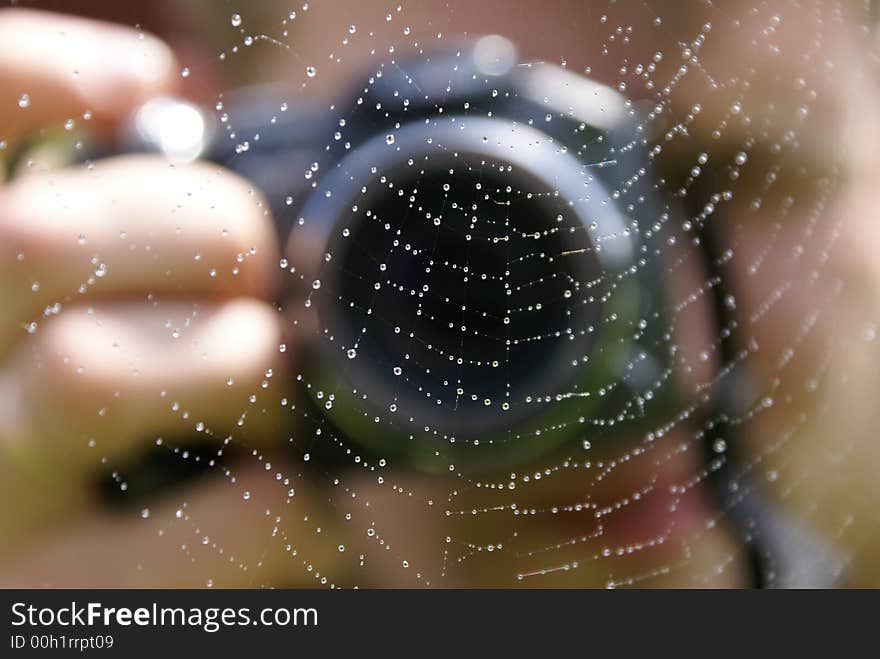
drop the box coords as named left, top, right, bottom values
left=23, top=0, right=877, bottom=587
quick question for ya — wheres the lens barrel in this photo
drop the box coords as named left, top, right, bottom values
left=170, top=36, right=675, bottom=472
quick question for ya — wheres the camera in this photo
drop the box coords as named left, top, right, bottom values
left=126, top=35, right=676, bottom=474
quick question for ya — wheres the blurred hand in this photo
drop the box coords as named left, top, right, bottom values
left=0, top=9, right=334, bottom=587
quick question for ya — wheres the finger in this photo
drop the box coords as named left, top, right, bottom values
left=0, top=155, right=279, bottom=354
left=0, top=461, right=350, bottom=587
left=0, top=298, right=289, bottom=507
left=0, top=8, right=177, bottom=149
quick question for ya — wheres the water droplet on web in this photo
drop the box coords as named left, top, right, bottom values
left=306, top=65, right=317, bottom=77
left=18, top=94, right=30, bottom=108
left=231, top=13, right=242, bottom=27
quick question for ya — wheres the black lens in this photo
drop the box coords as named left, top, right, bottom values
left=328, top=156, right=601, bottom=435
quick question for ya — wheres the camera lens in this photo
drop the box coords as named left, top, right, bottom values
left=297, top=115, right=637, bottom=467
left=336, top=160, right=600, bottom=429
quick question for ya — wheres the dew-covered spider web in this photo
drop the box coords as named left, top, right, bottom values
left=13, top=0, right=880, bottom=588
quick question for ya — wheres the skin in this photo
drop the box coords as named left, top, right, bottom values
left=0, top=3, right=878, bottom=587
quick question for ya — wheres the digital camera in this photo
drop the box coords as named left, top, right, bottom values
left=127, top=35, right=677, bottom=474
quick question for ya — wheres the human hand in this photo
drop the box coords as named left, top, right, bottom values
left=0, top=9, right=341, bottom=587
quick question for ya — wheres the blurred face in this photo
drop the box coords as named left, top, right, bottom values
left=1, top=0, right=878, bottom=588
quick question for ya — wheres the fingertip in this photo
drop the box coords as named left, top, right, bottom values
left=181, top=159, right=282, bottom=300
left=0, top=9, right=180, bottom=137
left=199, top=298, right=287, bottom=380
left=75, top=25, right=180, bottom=121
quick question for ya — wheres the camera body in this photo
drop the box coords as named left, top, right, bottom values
left=181, top=36, right=677, bottom=473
